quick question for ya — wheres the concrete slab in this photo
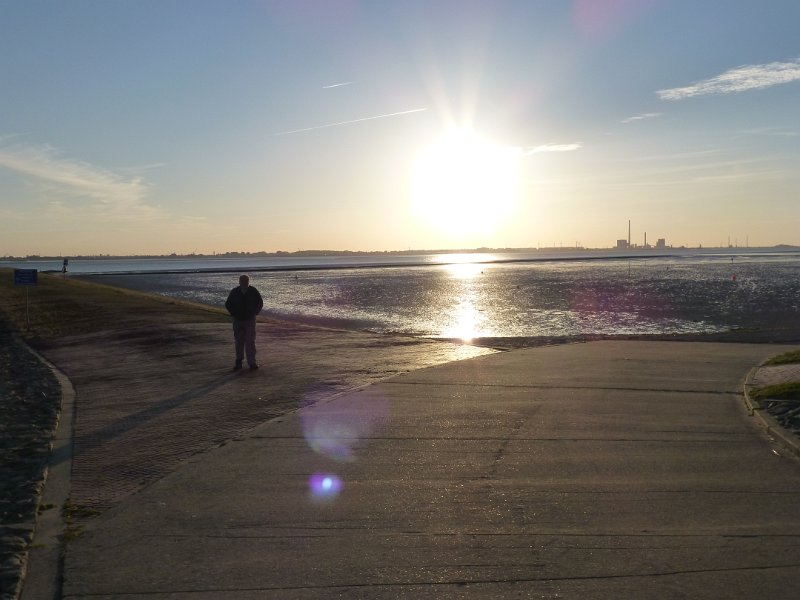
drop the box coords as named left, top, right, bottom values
left=61, top=341, right=800, bottom=599
left=35, top=322, right=493, bottom=513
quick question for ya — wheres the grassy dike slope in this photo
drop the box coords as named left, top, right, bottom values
left=0, top=268, right=229, bottom=342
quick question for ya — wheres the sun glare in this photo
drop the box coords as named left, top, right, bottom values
left=411, top=128, right=521, bottom=238
left=443, top=261, right=485, bottom=280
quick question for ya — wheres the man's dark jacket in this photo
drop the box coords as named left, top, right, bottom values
left=225, top=286, right=264, bottom=321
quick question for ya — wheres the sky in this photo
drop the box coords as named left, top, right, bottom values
left=1, top=0, right=799, bottom=256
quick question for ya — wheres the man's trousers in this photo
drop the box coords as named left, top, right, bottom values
left=232, top=318, right=257, bottom=365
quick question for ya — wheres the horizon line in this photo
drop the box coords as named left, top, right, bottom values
left=3, top=244, right=798, bottom=261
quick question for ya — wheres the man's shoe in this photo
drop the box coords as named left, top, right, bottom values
left=249, top=363, right=259, bottom=371
left=233, top=361, right=243, bottom=371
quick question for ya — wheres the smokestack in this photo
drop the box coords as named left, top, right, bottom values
left=628, top=220, right=631, bottom=246
left=645, top=232, right=647, bottom=247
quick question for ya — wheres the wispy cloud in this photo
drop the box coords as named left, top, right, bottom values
left=322, top=81, right=353, bottom=89
left=0, top=142, right=160, bottom=220
left=735, top=126, right=799, bottom=137
left=118, top=162, right=167, bottom=173
left=275, top=108, right=428, bottom=136
left=657, top=59, right=800, bottom=100
left=615, top=156, right=788, bottom=187
left=0, top=206, right=26, bottom=221
left=621, top=112, right=661, bottom=124
left=627, top=148, right=723, bottom=163
left=523, top=143, right=583, bottom=155
left=0, top=132, right=31, bottom=144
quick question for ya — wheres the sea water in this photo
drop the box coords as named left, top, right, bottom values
left=60, top=251, right=800, bottom=342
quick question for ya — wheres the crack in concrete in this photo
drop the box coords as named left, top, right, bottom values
left=61, top=562, right=800, bottom=596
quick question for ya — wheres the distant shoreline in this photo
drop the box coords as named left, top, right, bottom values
left=3, top=244, right=798, bottom=262
left=72, top=252, right=681, bottom=276
left=3, top=246, right=798, bottom=277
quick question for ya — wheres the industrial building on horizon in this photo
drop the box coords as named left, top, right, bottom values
left=616, top=220, right=666, bottom=250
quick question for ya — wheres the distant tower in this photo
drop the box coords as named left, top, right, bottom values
left=628, top=220, right=631, bottom=247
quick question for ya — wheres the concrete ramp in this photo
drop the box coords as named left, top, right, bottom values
left=63, top=341, right=800, bottom=599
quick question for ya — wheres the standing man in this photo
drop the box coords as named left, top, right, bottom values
left=225, top=274, right=264, bottom=371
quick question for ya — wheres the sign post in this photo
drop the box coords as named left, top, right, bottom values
left=13, top=269, right=38, bottom=331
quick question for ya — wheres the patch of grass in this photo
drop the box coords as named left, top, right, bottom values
left=0, top=268, right=228, bottom=344
left=61, top=500, right=101, bottom=542
left=764, top=350, right=800, bottom=366
left=37, top=502, right=56, bottom=514
left=62, top=525, right=85, bottom=542
left=751, top=382, right=800, bottom=402
left=62, top=500, right=101, bottom=521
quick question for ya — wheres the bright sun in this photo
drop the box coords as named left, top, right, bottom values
left=411, top=128, right=521, bottom=239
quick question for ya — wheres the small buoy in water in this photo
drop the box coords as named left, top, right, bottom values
left=732, top=274, right=737, bottom=281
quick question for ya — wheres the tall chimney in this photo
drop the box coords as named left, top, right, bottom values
left=628, top=220, right=631, bottom=246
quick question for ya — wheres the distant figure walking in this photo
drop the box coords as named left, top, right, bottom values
left=225, top=275, right=264, bottom=371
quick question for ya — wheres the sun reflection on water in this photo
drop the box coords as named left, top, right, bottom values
left=443, top=261, right=485, bottom=280
left=441, top=298, right=483, bottom=341
left=438, top=260, right=496, bottom=341
left=433, top=252, right=497, bottom=266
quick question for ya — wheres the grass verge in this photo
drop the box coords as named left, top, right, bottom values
left=764, top=350, right=800, bottom=366
left=0, top=268, right=228, bottom=344
left=750, top=382, right=800, bottom=402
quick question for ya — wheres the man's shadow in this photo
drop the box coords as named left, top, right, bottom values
left=52, top=370, right=240, bottom=465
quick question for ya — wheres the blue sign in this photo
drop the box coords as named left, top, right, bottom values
left=13, top=269, right=38, bottom=286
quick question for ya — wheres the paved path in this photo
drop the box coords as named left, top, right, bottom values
left=61, top=341, right=800, bottom=599
left=35, top=322, right=492, bottom=514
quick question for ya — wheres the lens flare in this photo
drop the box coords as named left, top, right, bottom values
left=309, top=473, right=343, bottom=500
left=301, top=388, right=390, bottom=462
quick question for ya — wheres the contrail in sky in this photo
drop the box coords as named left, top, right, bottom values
left=322, top=82, right=353, bottom=89
left=275, top=108, right=428, bottom=136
